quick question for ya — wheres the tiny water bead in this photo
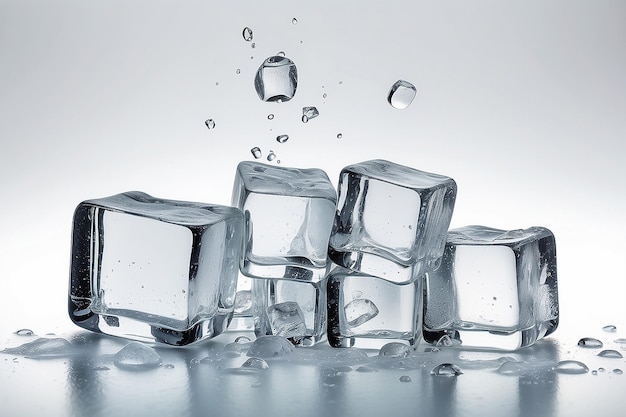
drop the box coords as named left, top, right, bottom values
left=552, top=360, right=589, bottom=374
left=241, top=357, right=270, bottom=370
left=292, top=17, right=298, bottom=25
left=387, top=80, right=417, bottom=110
left=242, top=27, right=253, bottom=42
left=255, top=56, right=298, bottom=102
left=15, top=329, right=33, bottom=336
left=598, top=349, right=623, bottom=358
left=602, top=324, right=617, bottom=332
left=577, top=337, right=603, bottom=348
left=113, top=342, right=162, bottom=371
left=336, top=133, right=342, bottom=139
left=267, top=114, right=274, bottom=120
left=250, top=147, right=262, bottom=159
left=205, top=119, right=216, bottom=130
left=614, top=368, right=624, bottom=375
left=276, top=135, right=289, bottom=143
left=431, top=363, right=463, bottom=377
left=251, top=42, right=256, bottom=49
left=399, top=375, right=412, bottom=382
left=236, top=68, right=241, bottom=74
left=379, top=342, right=410, bottom=358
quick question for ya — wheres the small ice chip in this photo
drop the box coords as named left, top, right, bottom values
left=344, top=298, right=379, bottom=327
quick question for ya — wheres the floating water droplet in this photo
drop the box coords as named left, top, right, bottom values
left=603, top=325, right=617, bottom=332
left=399, top=375, right=412, bottom=382
left=614, top=368, right=623, bottom=374
left=235, top=336, right=252, bottom=344
left=16, top=329, right=33, bottom=336
left=113, top=342, right=162, bottom=370
left=598, top=349, right=623, bottom=358
left=379, top=342, right=410, bottom=358
left=552, top=360, right=589, bottom=374
left=292, top=17, right=298, bottom=25
left=254, top=56, right=298, bottom=102
left=247, top=335, right=294, bottom=358
left=205, top=119, right=216, bottom=130
left=302, top=106, right=319, bottom=122
left=336, top=133, right=342, bottom=139
left=277, top=51, right=285, bottom=57
left=242, top=27, right=253, bottom=42
left=599, top=367, right=606, bottom=372
left=267, top=151, right=276, bottom=161
left=431, top=363, right=463, bottom=377
left=387, top=80, right=417, bottom=109
left=578, top=337, right=603, bottom=348
left=241, top=357, right=269, bottom=370
left=236, top=68, right=241, bottom=74
left=251, top=42, right=256, bottom=49
left=267, top=114, right=274, bottom=120
left=592, top=370, right=598, bottom=375
left=250, top=147, right=262, bottom=159
left=344, top=298, right=379, bottom=327
left=322, top=93, right=327, bottom=99
left=276, top=135, right=289, bottom=143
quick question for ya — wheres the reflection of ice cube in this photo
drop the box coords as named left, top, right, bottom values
left=267, top=302, right=307, bottom=338
left=232, top=161, right=337, bottom=281
left=424, top=225, right=559, bottom=350
left=68, top=192, right=244, bottom=346
left=329, top=159, right=456, bottom=284
left=344, top=298, right=379, bottom=327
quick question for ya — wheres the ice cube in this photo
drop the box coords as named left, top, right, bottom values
left=328, top=159, right=456, bottom=284
left=423, top=225, right=559, bottom=350
left=69, top=191, right=244, bottom=346
left=232, top=161, right=337, bottom=281
left=253, top=277, right=327, bottom=346
left=327, top=267, right=422, bottom=349
left=254, top=55, right=298, bottom=102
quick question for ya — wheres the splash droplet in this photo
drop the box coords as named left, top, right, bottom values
left=379, top=342, right=410, bottom=358
left=267, top=114, right=274, bottom=120
left=276, top=135, right=289, bottom=143
left=241, top=357, right=269, bottom=370
left=602, top=325, right=617, bottom=332
left=267, top=151, right=276, bottom=161
left=292, top=17, right=298, bottom=25
left=302, top=106, right=319, bottom=122
left=250, top=147, right=262, bottom=159
left=16, top=329, right=33, bottom=336
left=387, top=80, right=417, bottom=109
left=242, top=27, right=253, bottom=42
left=236, top=68, right=241, bottom=74
left=552, top=360, right=589, bottom=374
left=614, top=368, right=623, bottom=375
left=336, top=133, right=342, bottom=139
left=577, top=337, right=603, bottom=348
left=431, top=363, right=463, bottom=377
left=254, top=56, right=298, bottom=102
left=598, top=349, right=623, bottom=358
left=113, top=342, right=162, bottom=370
left=205, top=119, right=216, bottom=130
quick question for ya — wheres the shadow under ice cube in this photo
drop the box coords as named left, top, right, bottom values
left=329, top=159, right=456, bottom=284
left=68, top=191, right=244, bottom=346
left=232, top=161, right=337, bottom=281
left=424, top=225, right=559, bottom=350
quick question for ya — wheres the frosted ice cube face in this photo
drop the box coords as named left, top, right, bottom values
left=327, top=267, right=422, bottom=349
left=328, top=159, right=457, bottom=284
left=232, top=161, right=337, bottom=281
left=423, top=226, right=559, bottom=350
left=69, top=192, right=244, bottom=346
left=252, top=277, right=327, bottom=346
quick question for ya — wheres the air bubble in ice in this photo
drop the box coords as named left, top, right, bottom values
left=302, top=106, right=319, bottom=123
left=387, top=80, right=417, bottom=110
left=378, top=342, right=410, bottom=358
left=577, top=337, right=603, bottom=348
left=251, top=147, right=262, bottom=159
left=552, top=360, right=589, bottom=374
left=205, top=119, right=215, bottom=130
left=602, top=325, right=617, bottom=332
left=276, top=135, right=289, bottom=143
left=16, top=329, right=33, bottom=336
left=598, top=350, right=623, bottom=358
left=431, top=363, right=463, bottom=377
left=113, top=342, right=162, bottom=370
left=344, top=298, right=379, bottom=327
left=241, top=357, right=269, bottom=370
left=247, top=335, right=294, bottom=358
left=234, top=290, right=253, bottom=314
left=254, top=56, right=298, bottom=102
left=242, top=27, right=253, bottom=42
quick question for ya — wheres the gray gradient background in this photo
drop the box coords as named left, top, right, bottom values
left=0, top=1, right=625, bottom=415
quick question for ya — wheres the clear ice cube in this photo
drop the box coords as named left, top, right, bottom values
left=387, top=80, right=417, bottom=109
left=423, top=225, right=559, bottom=350
left=254, top=56, right=298, bottom=102
left=232, top=161, right=337, bottom=281
left=69, top=191, right=244, bottom=346
left=252, top=277, right=327, bottom=346
left=327, top=267, right=422, bottom=349
left=328, top=159, right=456, bottom=284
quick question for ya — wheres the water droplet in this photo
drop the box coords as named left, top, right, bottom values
left=250, top=147, right=262, bottom=159
left=276, top=135, right=289, bottom=143
left=552, top=360, right=589, bottom=374
left=276, top=51, right=285, bottom=57
left=267, top=114, right=274, bottom=120
left=242, top=27, right=253, bottom=42
left=496, top=361, right=527, bottom=375
left=234, top=290, right=253, bottom=314
left=267, top=151, right=276, bottom=161
left=598, top=349, right=623, bottom=358
left=431, top=363, right=463, bottom=377
left=614, top=338, right=626, bottom=344
left=614, top=368, right=623, bottom=374
left=251, top=42, right=256, bottom=49
left=336, top=133, right=343, bottom=139
left=603, top=325, right=617, bottom=332
left=577, top=337, right=603, bottom=348
left=379, top=342, right=410, bottom=358
left=234, top=336, right=252, bottom=344
left=16, top=329, right=33, bottom=336
left=205, top=119, right=215, bottom=130
left=344, top=298, right=379, bottom=327
left=399, top=375, right=412, bottom=382
left=113, top=342, right=162, bottom=370
left=236, top=68, right=241, bottom=74
left=592, top=370, right=598, bottom=375
left=387, top=79, right=417, bottom=109
left=241, top=357, right=269, bottom=370
left=302, top=106, right=319, bottom=122
left=599, top=367, right=606, bottom=372
left=292, top=17, right=298, bottom=25
left=247, top=335, right=294, bottom=358
left=254, top=56, right=298, bottom=102
left=3, top=337, right=72, bottom=358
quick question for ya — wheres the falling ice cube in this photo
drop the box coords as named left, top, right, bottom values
left=387, top=80, right=417, bottom=109
left=267, top=302, right=308, bottom=339
left=254, top=56, right=298, bottom=102
left=344, top=298, right=379, bottom=327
